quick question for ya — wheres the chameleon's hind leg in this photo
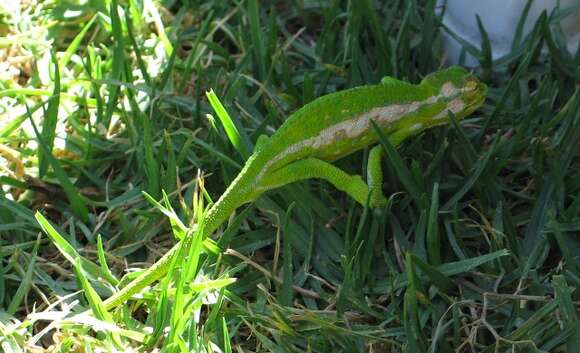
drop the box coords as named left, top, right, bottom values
left=260, top=157, right=386, bottom=208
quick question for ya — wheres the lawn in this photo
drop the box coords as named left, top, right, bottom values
left=0, top=0, right=579, bottom=352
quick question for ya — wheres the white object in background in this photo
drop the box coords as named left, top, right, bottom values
left=438, top=0, right=580, bottom=66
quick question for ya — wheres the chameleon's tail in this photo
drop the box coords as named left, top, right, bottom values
left=102, top=243, right=182, bottom=309
left=101, top=173, right=252, bottom=310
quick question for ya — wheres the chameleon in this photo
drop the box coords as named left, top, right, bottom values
left=100, top=66, right=487, bottom=310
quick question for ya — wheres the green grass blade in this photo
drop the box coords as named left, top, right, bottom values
left=142, top=191, right=187, bottom=235
left=124, top=10, right=151, bottom=86
left=188, top=278, right=236, bottom=292
left=480, top=300, right=558, bottom=353
left=102, top=0, right=125, bottom=128
left=7, top=234, right=41, bottom=314
left=442, top=136, right=498, bottom=211
left=60, top=15, right=97, bottom=71
left=73, top=258, right=123, bottom=348
left=554, top=275, right=580, bottom=352
left=0, top=100, right=45, bottom=138
left=247, top=0, right=265, bottom=81
left=147, top=0, right=173, bottom=55
left=437, top=249, right=510, bottom=275
left=371, top=120, right=424, bottom=207
left=38, top=53, right=60, bottom=178
left=279, top=203, right=295, bottom=306
left=96, top=234, right=119, bottom=286
left=34, top=212, right=101, bottom=277
left=426, top=183, right=441, bottom=265
left=221, top=317, right=232, bottom=353
left=475, top=15, right=493, bottom=79
left=447, top=110, right=477, bottom=166
left=29, top=114, right=89, bottom=222
left=206, top=89, right=251, bottom=159
left=403, top=252, right=428, bottom=352
left=511, top=0, right=534, bottom=50
left=410, top=253, right=455, bottom=294
left=162, top=131, right=177, bottom=195
left=142, top=113, right=160, bottom=198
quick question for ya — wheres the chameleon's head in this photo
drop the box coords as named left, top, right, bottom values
left=421, top=66, right=487, bottom=117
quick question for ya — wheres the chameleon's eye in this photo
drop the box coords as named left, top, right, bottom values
left=465, top=79, right=478, bottom=92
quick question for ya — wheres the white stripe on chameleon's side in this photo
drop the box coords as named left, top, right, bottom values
left=432, top=98, right=466, bottom=120
left=441, top=82, right=458, bottom=97
left=259, top=81, right=464, bottom=179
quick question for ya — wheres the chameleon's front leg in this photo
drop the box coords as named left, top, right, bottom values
left=260, top=153, right=387, bottom=208
left=367, top=145, right=385, bottom=208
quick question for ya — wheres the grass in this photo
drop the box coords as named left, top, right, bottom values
left=0, top=0, right=579, bottom=352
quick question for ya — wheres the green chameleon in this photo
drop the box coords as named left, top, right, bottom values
left=101, top=66, right=487, bottom=309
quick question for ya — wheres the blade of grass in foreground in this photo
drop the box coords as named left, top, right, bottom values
left=96, top=235, right=119, bottom=286
left=371, top=120, right=424, bottom=207
left=35, top=212, right=113, bottom=283
left=73, top=258, right=122, bottom=349
left=206, top=89, right=251, bottom=159
left=38, top=54, right=60, bottom=178
left=426, top=182, right=441, bottom=265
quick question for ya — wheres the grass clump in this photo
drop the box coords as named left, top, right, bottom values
left=0, top=0, right=579, bottom=352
